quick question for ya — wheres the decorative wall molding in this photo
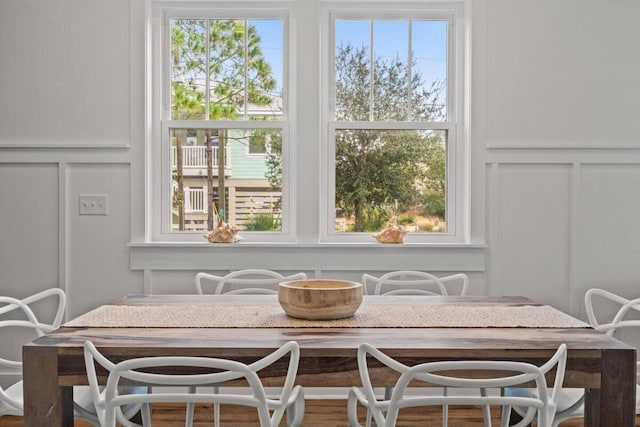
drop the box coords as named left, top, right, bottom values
left=129, top=242, right=487, bottom=273
left=0, top=143, right=131, bottom=149
left=486, top=144, right=640, bottom=151
left=486, top=148, right=640, bottom=165
left=0, top=151, right=133, bottom=164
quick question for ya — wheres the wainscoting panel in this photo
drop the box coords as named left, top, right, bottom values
left=489, top=163, right=572, bottom=312
left=487, top=150, right=640, bottom=319
left=575, top=163, right=640, bottom=316
left=66, top=163, right=143, bottom=318
left=0, top=163, right=59, bottom=297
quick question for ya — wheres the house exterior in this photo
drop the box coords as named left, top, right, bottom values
left=171, top=133, right=281, bottom=230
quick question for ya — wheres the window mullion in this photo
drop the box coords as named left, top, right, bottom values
left=332, top=121, right=453, bottom=131
left=369, top=19, right=374, bottom=122
left=165, top=120, right=285, bottom=130
left=205, top=20, right=210, bottom=120
left=407, top=20, right=412, bottom=121
left=244, top=20, right=249, bottom=119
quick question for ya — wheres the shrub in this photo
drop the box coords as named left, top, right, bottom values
left=363, top=206, right=389, bottom=232
left=397, top=214, right=415, bottom=225
left=416, top=217, right=434, bottom=232
left=244, top=213, right=276, bottom=231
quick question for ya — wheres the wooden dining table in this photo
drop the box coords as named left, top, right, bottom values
left=23, top=294, right=636, bottom=426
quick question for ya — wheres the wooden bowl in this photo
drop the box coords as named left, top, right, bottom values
left=278, top=279, right=363, bottom=320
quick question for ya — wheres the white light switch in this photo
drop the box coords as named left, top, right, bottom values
left=79, top=194, right=109, bottom=215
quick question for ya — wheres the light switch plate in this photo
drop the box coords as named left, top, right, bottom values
left=79, top=194, right=108, bottom=215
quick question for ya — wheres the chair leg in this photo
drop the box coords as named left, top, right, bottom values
left=442, top=386, right=449, bottom=427
left=481, top=387, right=492, bottom=427
left=213, top=386, right=220, bottom=427
left=141, top=403, right=152, bottom=426
left=185, top=402, right=194, bottom=427
left=499, top=405, right=511, bottom=427
left=185, top=385, right=196, bottom=427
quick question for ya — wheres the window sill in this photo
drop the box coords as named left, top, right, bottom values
left=129, top=241, right=486, bottom=272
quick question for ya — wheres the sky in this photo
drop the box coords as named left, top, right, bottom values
left=250, top=18, right=448, bottom=99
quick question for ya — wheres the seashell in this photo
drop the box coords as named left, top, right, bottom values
left=204, top=219, right=242, bottom=243
left=373, top=223, right=407, bottom=244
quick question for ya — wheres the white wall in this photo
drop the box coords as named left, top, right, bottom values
left=1, top=0, right=639, bottom=321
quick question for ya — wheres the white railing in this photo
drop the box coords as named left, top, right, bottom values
left=183, top=186, right=207, bottom=213
left=171, top=146, right=228, bottom=168
left=175, top=186, right=284, bottom=227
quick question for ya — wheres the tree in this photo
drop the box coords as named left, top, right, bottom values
left=170, top=19, right=277, bottom=230
left=334, top=44, right=446, bottom=231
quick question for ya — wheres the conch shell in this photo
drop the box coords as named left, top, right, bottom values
left=205, top=219, right=241, bottom=243
left=373, top=223, right=407, bottom=244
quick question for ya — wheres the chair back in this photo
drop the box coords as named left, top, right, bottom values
left=585, top=288, right=640, bottom=382
left=0, top=288, right=66, bottom=416
left=0, top=288, right=66, bottom=373
left=362, top=271, right=469, bottom=296
left=84, top=340, right=305, bottom=427
left=349, top=342, right=567, bottom=427
left=195, top=269, right=307, bottom=295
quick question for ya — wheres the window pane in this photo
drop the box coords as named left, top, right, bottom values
left=170, top=19, right=283, bottom=121
left=209, top=19, right=245, bottom=119
left=335, top=20, right=371, bottom=121
left=334, top=19, right=447, bottom=122
left=412, top=20, right=447, bottom=121
left=373, top=20, right=409, bottom=121
left=334, top=129, right=446, bottom=234
left=248, top=20, right=284, bottom=119
left=170, top=128, right=283, bottom=232
left=170, top=19, right=207, bottom=120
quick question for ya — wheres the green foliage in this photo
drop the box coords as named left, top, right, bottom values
left=362, top=205, right=389, bottom=232
left=421, top=136, right=446, bottom=218
left=397, top=214, right=415, bottom=225
left=333, top=44, right=447, bottom=232
left=244, top=213, right=277, bottom=231
left=170, top=19, right=276, bottom=120
left=423, top=191, right=446, bottom=218
left=170, top=19, right=279, bottom=231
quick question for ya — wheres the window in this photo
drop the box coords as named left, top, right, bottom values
left=149, top=1, right=468, bottom=244
left=322, top=3, right=467, bottom=243
left=151, top=5, right=292, bottom=241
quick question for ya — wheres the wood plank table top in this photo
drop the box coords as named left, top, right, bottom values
left=23, top=295, right=637, bottom=426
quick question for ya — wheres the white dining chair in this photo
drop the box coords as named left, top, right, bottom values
left=83, top=339, right=305, bottom=427
left=507, top=287, right=640, bottom=426
left=192, top=269, right=307, bottom=424
left=195, top=269, right=307, bottom=295
left=347, top=342, right=567, bottom=427
left=362, top=271, right=469, bottom=296
left=0, top=288, right=143, bottom=426
left=361, top=270, right=473, bottom=426
left=1, top=289, right=67, bottom=418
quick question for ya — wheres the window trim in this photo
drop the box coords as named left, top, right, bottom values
left=320, top=1, right=469, bottom=244
left=149, top=2, right=297, bottom=243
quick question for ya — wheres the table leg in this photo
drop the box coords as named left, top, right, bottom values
left=23, top=345, right=66, bottom=427
left=584, top=388, right=600, bottom=427
left=62, top=387, right=74, bottom=425
left=585, top=348, right=636, bottom=427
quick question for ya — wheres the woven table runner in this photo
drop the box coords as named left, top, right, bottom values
left=64, top=304, right=588, bottom=328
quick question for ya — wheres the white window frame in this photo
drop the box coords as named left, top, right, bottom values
left=149, top=1, right=297, bottom=243
left=320, top=1, right=469, bottom=244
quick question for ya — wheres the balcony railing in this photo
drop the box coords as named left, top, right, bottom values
left=171, top=146, right=229, bottom=169
left=183, top=186, right=207, bottom=213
